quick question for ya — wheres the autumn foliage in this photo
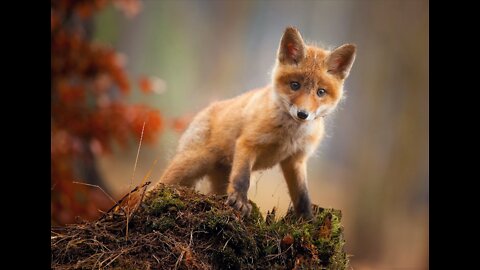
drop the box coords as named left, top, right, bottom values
left=51, top=0, right=163, bottom=225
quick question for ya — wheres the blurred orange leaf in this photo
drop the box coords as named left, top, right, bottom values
left=171, top=114, right=193, bottom=133
left=139, top=76, right=153, bottom=93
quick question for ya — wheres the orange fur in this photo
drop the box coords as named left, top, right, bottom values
left=155, top=27, right=356, bottom=218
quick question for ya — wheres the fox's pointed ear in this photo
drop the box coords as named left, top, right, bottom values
left=326, top=44, right=356, bottom=79
left=278, top=27, right=306, bottom=65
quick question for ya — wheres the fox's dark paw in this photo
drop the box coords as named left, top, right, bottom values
left=225, top=191, right=252, bottom=217
left=297, top=208, right=313, bottom=220
left=295, top=192, right=313, bottom=220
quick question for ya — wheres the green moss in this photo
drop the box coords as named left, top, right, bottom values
left=251, top=207, right=347, bottom=269
left=145, top=188, right=186, bottom=215
left=148, top=216, right=176, bottom=232
left=247, top=201, right=264, bottom=225
left=191, top=196, right=215, bottom=211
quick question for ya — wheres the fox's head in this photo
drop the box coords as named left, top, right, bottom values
left=272, top=27, right=356, bottom=122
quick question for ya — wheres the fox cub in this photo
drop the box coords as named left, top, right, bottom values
left=156, top=27, right=356, bottom=218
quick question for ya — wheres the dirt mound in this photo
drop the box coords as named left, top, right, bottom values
left=51, top=184, right=348, bottom=269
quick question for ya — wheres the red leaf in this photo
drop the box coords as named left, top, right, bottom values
left=139, top=76, right=153, bottom=93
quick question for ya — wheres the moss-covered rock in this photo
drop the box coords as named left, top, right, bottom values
left=51, top=184, right=349, bottom=269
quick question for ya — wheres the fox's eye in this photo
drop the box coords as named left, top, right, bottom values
left=290, top=81, right=301, bottom=91
left=317, top=88, right=327, bottom=97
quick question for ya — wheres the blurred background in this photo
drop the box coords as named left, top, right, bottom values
left=51, top=0, right=428, bottom=269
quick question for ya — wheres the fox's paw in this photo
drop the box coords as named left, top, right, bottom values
left=296, top=208, right=313, bottom=220
left=225, top=191, right=252, bottom=217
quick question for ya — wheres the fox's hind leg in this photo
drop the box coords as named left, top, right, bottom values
left=155, top=106, right=215, bottom=189
left=156, top=148, right=215, bottom=188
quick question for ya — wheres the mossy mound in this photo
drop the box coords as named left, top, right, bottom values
left=51, top=184, right=349, bottom=269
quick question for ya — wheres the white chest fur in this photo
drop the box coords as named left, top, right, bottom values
left=252, top=115, right=318, bottom=170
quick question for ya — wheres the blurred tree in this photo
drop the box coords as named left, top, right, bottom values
left=51, top=0, right=163, bottom=225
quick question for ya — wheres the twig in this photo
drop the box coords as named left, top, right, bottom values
left=265, top=244, right=293, bottom=261
left=73, top=181, right=117, bottom=205
left=174, top=230, right=194, bottom=270
left=129, top=120, right=146, bottom=192
left=222, top=236, right=233, bottom=251
left=126, top=120, right=146, bottom=240
left=102, top=250, right=127, bottom=268
left=98, top=181, right=151, bottom=221
left=174, top=250, right=185, bottom=270
left=93, top=253, right=105, bottom=269
left=189, top=230, right=193, bottom=247
left=128, top=180, right=150, bottom=220
left=141, top=159, right=158, bottom=186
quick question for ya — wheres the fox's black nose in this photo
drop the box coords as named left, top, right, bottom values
left=297, top=110, right=309, bottom=120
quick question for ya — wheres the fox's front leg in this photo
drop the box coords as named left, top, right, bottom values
left=280, top=154, right=313, bottom=219
left=226, top=139, right=254, bottom=217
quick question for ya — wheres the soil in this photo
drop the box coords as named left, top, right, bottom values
left=51, top=183, right=348, bottom=269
